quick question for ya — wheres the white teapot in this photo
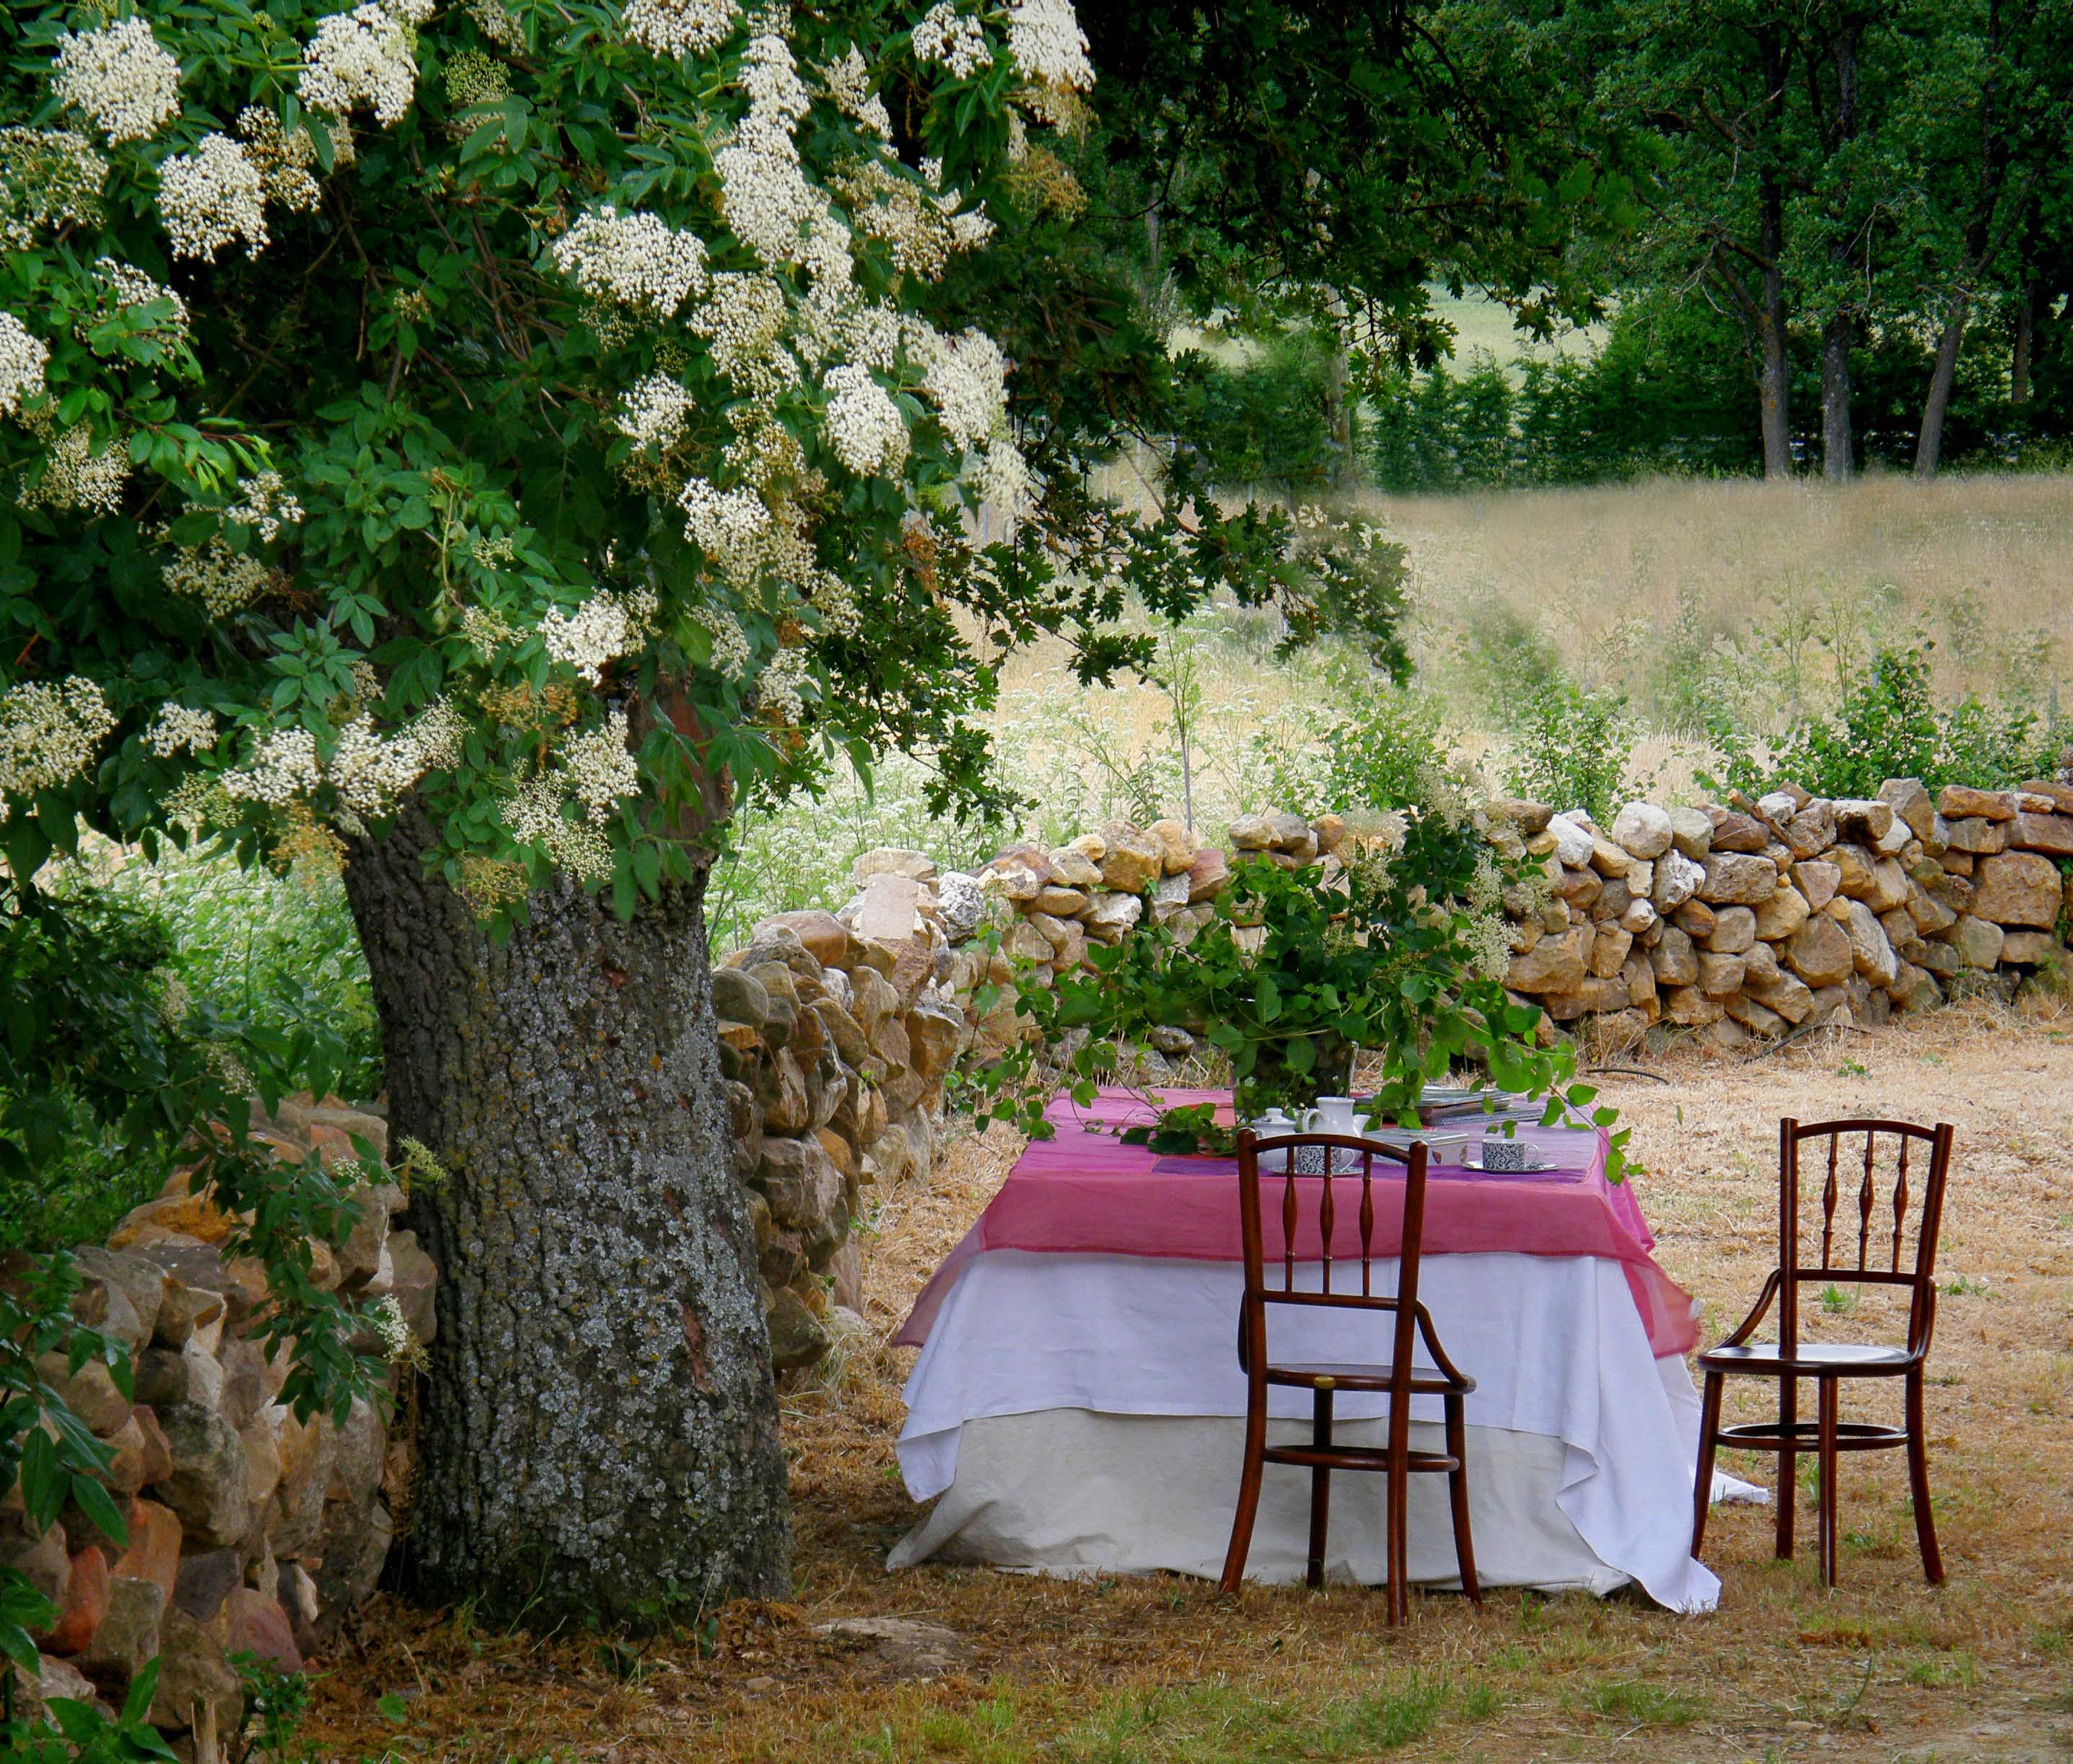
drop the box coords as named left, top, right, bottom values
left=1249, top=1105, right=1298, bottom=1171
left=1301, top=1095, right=1362, bottom=1138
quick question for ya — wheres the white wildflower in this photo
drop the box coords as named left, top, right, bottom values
left=327, top=713, right=426, bottom=814
left=224, top=471, right=304, bottom=542
left=552, top=206, right=710, bottom=314
left=615, top=373, right=695, bottom=450
left=810, top=570, right=862, bottom=636
left=0, top=678, right=116, bottom=817
left=620, top=0, right=740, bottom=60
left=19, top=422, right=128, bottom=514
left=820, top=45, right=890, bottom=138
left=689, top=272, right=793, bottom=392
left=698, top=605, right=752, bottom=679
left=410, top=696, right=465, bottom=769
left=563, top=709, right=640, bottom=822
left=821, top=362, right=907, bottom=476
left=923, top=327, right=1007, bottom=452
left=540, top=592, right=650, bottom=685
left=1007, top=0, right=1092, bottom=90
left=715, top=32, right=819, bottom=266
left=468, top=0, right=522, bottom=45
left=459, top=604, right=513, bottom=654
left=1464, top=911, right=1512, bottom=982
left=53, top=19, right=182, bottom=143
left=163, top=539, right=272, bottom=617
left=0, top=313, right=48, bottom=417
left=220, top=726, right=322, bottom=807
left=236, top=107, right=331, bottom=213
left=300, top=2, right=419, bottom=127
left=370, top=1294, right=418, bottom=1363
left=158, top=134, right=268, bottom=261
left=501, top=774, right=615, bottom=882
left=0, top=130, right=108, bottom=251
left=912, top=4, right=991, bottom=78
left=679, top=477, right=771, bottom=582
left=146, top=704, right=218, bottom=758
left=89, top=259, right=190, bottom=350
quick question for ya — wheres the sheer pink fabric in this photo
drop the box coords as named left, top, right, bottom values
left=897, top=1087, right=1698, bottom=1358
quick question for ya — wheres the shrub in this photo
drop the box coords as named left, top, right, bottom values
left=1505, top=681, right=1635, bottom=821
left=1174, top=328, right=1352, bottom=494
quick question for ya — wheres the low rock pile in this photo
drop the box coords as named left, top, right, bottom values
left=4, top=1098, right=432, bottom=1745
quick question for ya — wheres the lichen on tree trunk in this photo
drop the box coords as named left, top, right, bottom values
left=344, top=808, right=788, bottom=1622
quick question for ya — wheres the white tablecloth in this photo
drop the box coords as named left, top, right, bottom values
left=893, top=1249, right=1732, bottom=1612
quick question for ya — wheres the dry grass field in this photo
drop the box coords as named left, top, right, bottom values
left=308, top=997, right=2073, bottom=1763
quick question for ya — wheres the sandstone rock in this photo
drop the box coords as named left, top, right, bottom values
left=104, top=1501, right=179, bottom=1613
left=1620, top=899, right=1659, bottom=936
left=753, top=912, right=853, bottom=967
left=1507, top=937, right=1585, bottom=995
left=1844, top=900, right=1899, bottom=987
left=1555, top=865, right=1601, bottom=909
left=1863, top=858, right=1912, bottom=914
left=904, top=1002, right=963, bottom=1082
left=1753, top=884, right=1811, bottom=940
left=1939, top=848, right=1973, bottom=876
left=1786, top=914, right=1855, bottom=988
left=1830, top=843, right=1875, bottom=899
left=1045, top=847, right=1103, bottom=888
left=1650, top=925, right=1699, bottom=986
left=107, top=1189, right=235, bottom=1253
left=149, top=1607, right=242, bottom=1734
left=981, top=860, right=1043, bottom=903
left=1546, top=815, right=1595, bottom=869
left=1711, top=812, right=1768, bottom=853
left=1792, top=860, right=1841, bottom=911
left=1653, top=850, right=1704, bottom=912
left=1726, top=994, right=1787, bottom=1036
left=936, top=874, right=986, bottom=938
left=224, top=1585, right=301, bottom=1675
left=1143, top=819, right=1200, bottom=874
left=1228, top=814, right=1275, bottom=851
left=35, top=1355, right=133, bottom=1436
left=1030, top=886, right=1089, bottom=919
left=2012, top=813, right=2073, bottom=857
left=1490, top=798, right=1556, bottom=835
left=1184, top=846, right=1229, bottom=904
left=7, top=1525, right=68, bottom=1611
left=1581, top=834, right=1627, bottom=878
left=1704, top=906, right=1757, bottom=955
left=1084, top=892, right=1144, bottom=943
left=1745, top=966, right=1816, bottom=1025
left=71, top=1250, right=170, bottom=1348
left=711, top=967, right=770, bottom=1032
left=1588, top=925, right=1633, bottom=979
left=1672, top=899, right=1716, bottom=939
left=151, top=1404, right=251, bottom=1550
left=1917, top=939, right=1961, bottom=979
left=40, top=1546, right=109, bottom=1655
left=1940, top=913, right=2005, bottom=971
left=1098, top=824, right=1164, bottom=893
left=1003, top=919, right=1053, bottom=965
left=1937, top=785, right=2015, bottom=821
left=1999, top=929, right=2059, bottom=964
left=1896, top=969, right=1944, bottom=1013
left=1880, top=778, right=1935, bottom=841
left=79, top=1574, right=163, bottom=1685
left=13, top=1654, right=104, bottom=1726
left=852, top=848, right=938, bottom=889
left=1698, top=852, right=1778, bottom=905
left=1878, top=906, right=1917, bottom=950
left=1696, top=952, right=1747, bottom=997
left=1943, top=816, right=2010, bottom=855
left=1830, top=798, right=1894, bottom=845
left=1661, top=986, right=1725, bottom=1026
left=1973, top=850, right=2062, bottom=927
left=1667, top=808, right=1713, bottom=858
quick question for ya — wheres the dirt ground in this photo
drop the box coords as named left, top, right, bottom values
left=309, top=999, right=2073, bottom=1763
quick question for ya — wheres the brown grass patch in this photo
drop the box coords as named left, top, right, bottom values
left=306, top=1000, right=2073, bottom=1761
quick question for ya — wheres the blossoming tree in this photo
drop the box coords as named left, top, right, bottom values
left=0, top=0, right=1412, bottom=1617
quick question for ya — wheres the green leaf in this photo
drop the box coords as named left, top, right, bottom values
left=68, top=1472, right=128, bottom=1549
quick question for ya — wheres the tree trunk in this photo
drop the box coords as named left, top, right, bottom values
left=1757, top=177, right=1793, bottom=479
left=1914, top=298, right=1970, bottom=479
left=343, top=808, right=788, bottom=1623
left=1821, top=313, right=1854, bottom=482
left=2012, top=282, right=2036, bottom=404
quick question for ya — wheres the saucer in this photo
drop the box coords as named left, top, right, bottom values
left=1461, top=1145, right=1557, bottom=1174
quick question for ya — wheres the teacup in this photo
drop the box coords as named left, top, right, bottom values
left=1479, top=1134, right=1532, bottom=1172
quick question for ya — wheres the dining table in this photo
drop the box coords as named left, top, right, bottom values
left=888, top=1086, right=1759, bottom=1613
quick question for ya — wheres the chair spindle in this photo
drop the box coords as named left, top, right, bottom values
left=1857, top=1131, right=1876, bottom=1270
left=1821, top=1136, right=1839, bottom=1268
left=1892, top=1137, right=1909, bottom=1274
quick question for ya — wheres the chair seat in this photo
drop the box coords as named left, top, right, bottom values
left=1698, top=1340, right=1917, bottom=1377
left=1266, top=1360, right=1476, bottom=1396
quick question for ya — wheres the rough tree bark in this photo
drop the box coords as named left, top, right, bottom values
left=1821, top=314, right=1854, bottom=482
left=1913, top=298, right=1969, bottom=479
left=344, top=808, right=788, bottom=1623
left=2012, top=280, right=2036, bottom=405
left=1755, top=178, right=1793, bottom=481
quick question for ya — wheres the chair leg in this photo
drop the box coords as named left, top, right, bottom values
left=1904, top=1368, right=1945, bottom=1587
left=1220, top=1385, right=1269, bottom=1595
left=1816, top=1377, right=1840, bottom=1590
left=1775, top=1373, right=1798, bottom=1560
left=1692, top=1369, right=1724, bottom=1559
left=1385, top=1407, right=1409, bottom=1627
left=1444, top=1391, right=1480, bottom=1604
left=1307, top=1387, right=1333, bottom=1591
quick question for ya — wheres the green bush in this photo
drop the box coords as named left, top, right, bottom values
left=1505, top=682, right=1635, bottom=821
left=1252, top=665, right=1453, bottom=817
left=1706, top=642, right=2055, bottom=799
left=1173, top=328, right=1351, bottom=494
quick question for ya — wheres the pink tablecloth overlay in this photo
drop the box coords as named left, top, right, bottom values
left=897, top=1087, right=1699, bottom=1358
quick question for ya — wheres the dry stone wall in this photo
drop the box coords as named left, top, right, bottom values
left=3, top=1098, right=431, bottom=1746
left=721, top=776, right=2073, bottom=1360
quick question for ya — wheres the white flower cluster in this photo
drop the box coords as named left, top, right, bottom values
left=615, top=373, right=695, bottom=450
left=1007, top=0, right=1093, bottom=91
left=912, top=4, right=991, bottom=79
left=20, top=423, right=128, bottom=515
left=468, top=0, right=522, bottom=47
left=0, top=130, right=109, bottom=251
left=563, top=709, right=641, bottom=821
left=159, top=134, right=268, bottom=261
left=757, top=644, right=811, bottom=725
left=830, top=159, right=986, bottom=280
left=553, top=206, right=710, bottom=314
left=225, top=471, right=305, bottom=542
left=501, top=775, right=614, bottom=882
left=90, top=259, right=191, bottom=350
left=819, top=45, right=890, bottom=138
left=690, top=271, right=794, bottom=394
left=146, top=704, right=218, bottom=757
left=920, top=326, right=1007, bottom=451
left=678, top=478, right=771, bottom=585
left=0, top=677, right=115, bottom=818
left=236, top=107, right=338, bottom=214
left=300, top=1, right=420, bottom=128
left=977, top=436, right=1035, bottom=528
left=0, top=313, right=49, bottom=418
left=328, top=713, right=429, bottom=814
left=821, top=362, right=907, bottom=476
left=53, top=19, right=183, bottom=144
left=715, top=32, right=819, bottom=267
left=370, top=1294, right=417, bottom=1363
left=163, top=538, right=272, bottom=616
left=220, top=726, right=321, bottom=807
left=620, top=0, right=740, bottom=59
left=539, top=587, right=657, bottom=685
left=698, top=605, right=752, bottom=678
left=410, top=696, right=466, bottom=770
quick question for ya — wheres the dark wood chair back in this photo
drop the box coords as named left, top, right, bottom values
left=1777, top=1117, right=1954, bottom=1361
left=1234, top=1131, right=1428, bottom=1381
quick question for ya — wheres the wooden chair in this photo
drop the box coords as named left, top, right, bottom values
left=1219, top=1131, right=1479, bottom=1623
left=1692, top=1117, right=1955, bottom=1589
